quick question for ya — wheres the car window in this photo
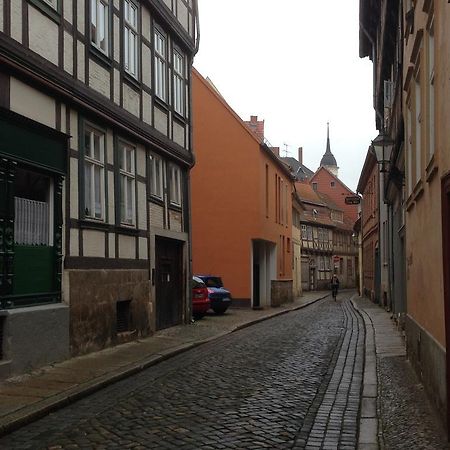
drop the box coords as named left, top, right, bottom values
left=204, top=277, right=223, bottom=288
left=192, top=277, right=206, bottom=289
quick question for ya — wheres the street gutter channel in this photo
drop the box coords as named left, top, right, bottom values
left=0, top=293, right=330, bottom=437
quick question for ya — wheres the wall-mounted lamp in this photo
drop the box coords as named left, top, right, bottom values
left=370, top=133, right=394, bottom=173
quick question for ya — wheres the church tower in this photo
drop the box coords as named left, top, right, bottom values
left=319, top=122, right=339, bottom=177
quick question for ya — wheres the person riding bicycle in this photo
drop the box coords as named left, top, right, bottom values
left=331, top=274, right=340, bottom=300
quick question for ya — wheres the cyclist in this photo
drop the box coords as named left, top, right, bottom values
left=331, top=274, right=340, bottom=301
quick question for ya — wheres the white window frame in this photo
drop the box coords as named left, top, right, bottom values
left=84, top=125, right=106, bottom=221
left=169, top=164, right=182, bottom=206
left=414, top=69, right=422, bottom=184
left=119, top=141, right=136, bottom=226
left=173, top=49, right=185, bottom=115
left=154, top=28, right=167, bottom=101
left=406, top=97, right=413, bottom=196
left=149, top=153, right=164, bottom=199
left=124, top=0, right=138, bottom=78
left=91, top=0, right=109, bottom=55
left=42, top=0, right=58, bottom=9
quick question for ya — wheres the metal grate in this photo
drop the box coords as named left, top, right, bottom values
left=116, top=300, right=131, bottom=334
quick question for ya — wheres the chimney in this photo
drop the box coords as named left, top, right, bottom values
left=244, top=115, right=265, bottom=142
left=250, top=115, right=258, bottom=123
left=298, top=147, right=303, bottom=164
left=272, top=147, right=280, bottom=156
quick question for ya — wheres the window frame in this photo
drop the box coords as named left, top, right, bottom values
left=90, top=0, right=111, bottom=57
left=427, top=17, right=435, bottom=162
left=169, top=163, right=182, bottom=207
left=28, top=0, right=61, bottom=22
left=173, top=48, right=185, bottom=116
left=82, top=123, right=107, bottom=222
left=149, top=153, right=164, bottom=201
left=118, top=140, right=136, bottom=226
left=123, top=0, right=139, bottom=79
left=154, top=26, right=168, bottom=102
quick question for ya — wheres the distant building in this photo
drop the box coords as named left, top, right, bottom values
left=281, top=147, right=314, bottom=181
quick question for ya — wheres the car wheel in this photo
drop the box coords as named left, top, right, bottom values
left=213, top=306, right=228, bottom=315
left=193, top=313, right=205, bottom=320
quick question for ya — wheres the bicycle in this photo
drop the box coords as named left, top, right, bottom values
left=332, top=286, right=338, bottom=301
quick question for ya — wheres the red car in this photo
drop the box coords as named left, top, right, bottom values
left=192, top=276, right=210, bottom=319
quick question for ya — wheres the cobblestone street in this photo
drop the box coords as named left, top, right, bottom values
left=0, top=295, right=364, bottom=449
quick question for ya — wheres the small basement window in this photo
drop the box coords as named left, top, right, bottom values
left=116, top=300, right=132, bottom=333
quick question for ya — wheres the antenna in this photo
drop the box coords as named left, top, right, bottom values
left=282, top=142, right=289, bottom=157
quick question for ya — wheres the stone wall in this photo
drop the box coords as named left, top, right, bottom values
left=271, top=280, right=293, bottom=307
left=405, top=315, right=447, bottom=431
left=69, top=269, right=151, bottom=356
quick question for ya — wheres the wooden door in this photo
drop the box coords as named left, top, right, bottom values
left=155, top=237, right=183, bottom=330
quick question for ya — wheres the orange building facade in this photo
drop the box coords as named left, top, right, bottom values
left=191, top=69, right=293, bottom=308
left=310, top=167, right=359, bottom=224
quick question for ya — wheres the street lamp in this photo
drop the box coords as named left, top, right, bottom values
left=370, top=133, right=394, bottom=173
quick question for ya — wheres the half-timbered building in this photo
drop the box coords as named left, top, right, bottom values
left=0, top=0, right=198, bottom=378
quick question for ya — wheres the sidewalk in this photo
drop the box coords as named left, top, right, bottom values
left=352, top=296, right=448, bottom=449
left=0, top=291, right=329, bottom=437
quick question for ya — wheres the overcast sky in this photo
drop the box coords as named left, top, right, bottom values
left=193, top=0, right=378, bottom=191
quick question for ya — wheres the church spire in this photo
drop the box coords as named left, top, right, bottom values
left=319, top=122, right=339, bottom=177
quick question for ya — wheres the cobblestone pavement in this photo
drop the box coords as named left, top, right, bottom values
left=0, top=294, right=363, bottom=449
left=378, top=356, right=448, bottom=450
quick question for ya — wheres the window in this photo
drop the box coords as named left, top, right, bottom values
left=124, top=0, right=138, bottom=77
left=173, top=50, right=185, bottom=115
left=91, top=0, right=109, bottom=55
left=154, top=29, right=167, bottom=101
left=330, top=181, right=335, bottom=187
left=169, top=164, right=182, bottom=206
left=149, top=153, right=163, bottom=199
left=301, top=224, right=307, bottom=235
left=307, top=226, right=313, bottom=241
left=312, top=182, right=318, bottom=191
left=414, top=70, right=422, bottom=183
left=83, top=125, right=105, bottom=220
left=406, top=99, right=413, bottom=195
left=119, top=142, right=135, bottom=225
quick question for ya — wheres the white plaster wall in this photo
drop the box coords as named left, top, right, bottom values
left=70, top=110, right=78, bottom=149
left=137, top=182, right=147, bottom=230
left=142, top=45, right=152, bottom=88
left=142, top=7, right=151, bottom=42
left=60, top=103, right=67, bottom=133
left=162, top=0, right=171, bottom=11
left=89, top=60, right=110, bottom=98
left=122, top=84, right=140, bottom=117
left=107, top=171, right=115, bottom=222
left=64, top=0, right=73, bottom=24
left=113, top=14, right=120, bottom=63
left=119, top=235, right=136, bottom=259
left=29, top=7, right=59, bottom=65
left=77, top=42, right=85, bottom=83
left=10, top=0, right=22, bottom=43
left=69, top=157, right=79, bottom=218
left=64, top=31, right=74, bottom=75
left=77, top=0, right=85, bottom=34
left=154, top=107, right=168, bottom=135
left=83, top=230, right=106, bottom=257
left=109, top=233, right=116, bottom=258
left=169, top=210, right=182, bottom=232
left=136, top=145, right=146, bottom=177
left=139, top=237, right=148, bottom=260
left=177, top=1, right=189, bottom=33
left=143, top=92, right=152, bottom=125
left=173, top=121, right=185, bottom=148
left=114, top=68, right=120, bottom=105
left=70, top=229, right=79, bottom=256
left=0, top=0, right=4, bottom=33
left=10, top=78, right=55, bottom=128
left=150, top=203, right=164, bottom=228
left=106, top=129, right=114, bottom=164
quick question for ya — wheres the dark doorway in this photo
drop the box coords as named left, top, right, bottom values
left=155, top=237, right=183, bottom=330
left=374, top=247, right=381, bottom=304
left=253, top=262, right=260, bottom=308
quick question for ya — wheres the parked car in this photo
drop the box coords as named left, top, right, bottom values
left=192, top=276, right=210, bottom=320
left=196, top=275, right=232, bottom=314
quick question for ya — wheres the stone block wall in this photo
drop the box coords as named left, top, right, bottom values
left=271, top=280, right=293, bottom=307
left=69, top=269, right=151, bottom=356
